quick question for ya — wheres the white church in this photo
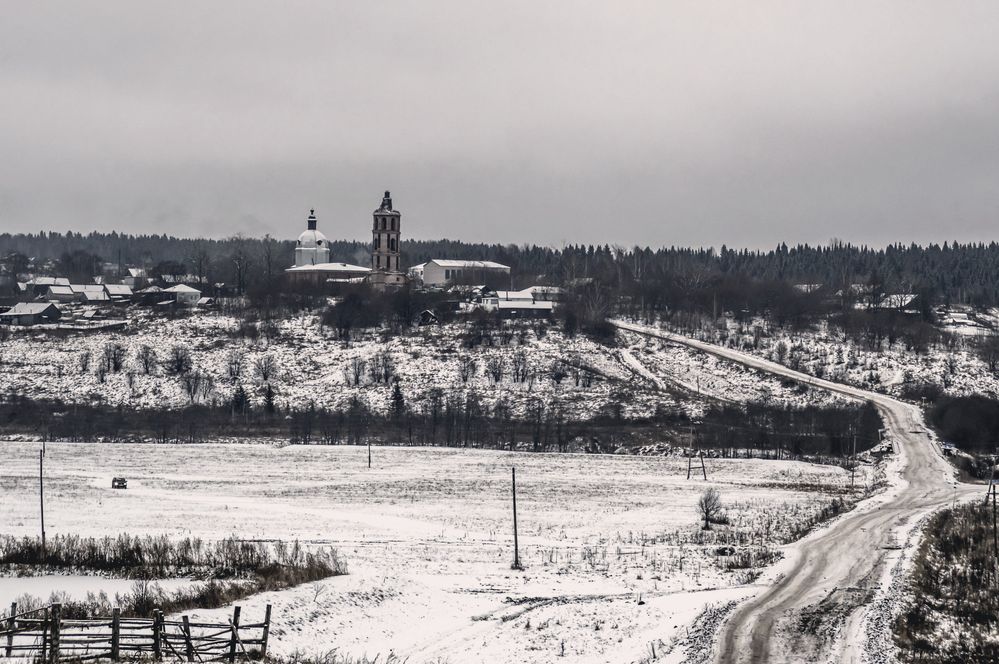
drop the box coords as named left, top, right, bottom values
left=285, top=191, right=406, bottom=289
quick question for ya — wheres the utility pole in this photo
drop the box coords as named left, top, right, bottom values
left=367, top=440, right=371, bottom=469
left=39, top=449, right=46, bottom=560
left=851, top=434, right=857, bottom=488
left=511, top=467, right=522, bottom=570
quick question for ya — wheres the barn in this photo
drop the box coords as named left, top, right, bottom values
left=0, top=302, right=62, bottom=326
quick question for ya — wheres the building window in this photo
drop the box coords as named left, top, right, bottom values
left=376, top=256, right=381, bottom=268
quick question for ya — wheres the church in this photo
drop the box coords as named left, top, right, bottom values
left=285, top=191, right=406, bottom=290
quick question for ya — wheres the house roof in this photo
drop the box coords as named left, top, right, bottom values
left=285, top=262, right=371, bottom=274
left=428, top=259, right=510, bottom=270
left=70, top=284, right=104, bottom=293
left=164, top=284, right=201, bottom=293
left=46, top=285, right=75, bottom=296
left=1, top=302, right=60, bottom=316
left=28, top=277, right=70, bottom=287
left=104, top=284, right=133, bottom=296
left=496, top=300, right=554, bottom=310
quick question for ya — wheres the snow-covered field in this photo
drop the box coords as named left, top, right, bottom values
left=1, top=440, right=875, bottom=663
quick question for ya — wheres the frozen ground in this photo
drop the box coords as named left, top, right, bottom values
left=0, top=440, right=875, bottom=663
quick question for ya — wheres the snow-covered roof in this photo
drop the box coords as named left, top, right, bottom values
left=46, top=285, right=74, bottom=296
left=81, top=291, right=110, bottom=301
left=104, top=284, right=133, bottom=296
left=70, top=284, right=104, bottom=293
left=128, top=268, right=146, bottom=278
left=28, top=277, right=70, bottom=287
left=164, top=284, right=201, bottom=293
left=497, top=300, right=554, bottom=310
left=137, top=285, right=163, bottom=293
left=297, top=228, right=329, bottom=248
left=428, top=259, right=510, bottom=270
left=286, top=262, right=371, bottom=274
left=2, top=302, right=60, bottom=316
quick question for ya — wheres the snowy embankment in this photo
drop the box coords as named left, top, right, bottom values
left=0, top=311, right=844, bottom=428
left=1, top=440, right=877, bottom=663
left=632, top=311, right=999, bottom=400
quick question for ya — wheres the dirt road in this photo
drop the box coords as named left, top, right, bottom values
left=612, top=320, right=977, bottom=664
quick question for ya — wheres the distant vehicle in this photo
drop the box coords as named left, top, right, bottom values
left=111, top=477, right=128, bottom=489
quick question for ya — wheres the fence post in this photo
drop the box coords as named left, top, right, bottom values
left=181, top=615, right=194, bottom=663
left=111, top=607, right=120, bottom=661
left=227, top=606, right=241, bottom=663
left=259, top=605, right=272, bottom=658
left=41, top=606, right=48, bottom=664
left=49, top=603, right=61, bottom=664
left=5, top=602, right=15, bottom=657
left=152, top=610, right=162, bottom=660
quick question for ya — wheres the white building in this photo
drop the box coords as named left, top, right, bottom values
left=164, top=284, right=201, bottom=305
left=410, top=259, right=510, bottom=288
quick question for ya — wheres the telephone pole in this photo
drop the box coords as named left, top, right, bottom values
left=511, top=467, right=522, bottom=570
left=851, top=434, right=857, bottom=488
left=39, top=449, right=46, bottom=560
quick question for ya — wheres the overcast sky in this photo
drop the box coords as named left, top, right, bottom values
left=3, top=2, right=999, bottom=249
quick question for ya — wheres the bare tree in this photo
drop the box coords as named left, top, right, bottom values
left=348, top=357, right=366, bottom=386
left=458, top=355, right=477, bottom=383
left=254, top=354, right=277, bottom=382
left=979, top=334, right=999, bottom=374
left=511, top=350, right=529, bottom=383
left=698, top=488, right=724, bottom=531
left=549, top=360, right=568, bottom=385
left=485, top=357, right=504, bottom=383
left=182, top=371, right=204, bottom=403
left=136, top=345, right=157, bottom=375
left=79, top=349, right=92, bottom=374
left=376, top=351, right=395, bottom=384
left=165, top=346, right=193, bottom=376
left=227, top=350, right=244, bottom=383
left=102, top=342, right=127, bottom=373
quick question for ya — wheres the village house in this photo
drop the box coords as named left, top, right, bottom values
left=409, top=259, right=511, bottom=288
left=0, top=302, right=62, bottom=326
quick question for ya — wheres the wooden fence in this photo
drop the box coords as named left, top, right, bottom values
left=1, top=602, right=272, bottom=662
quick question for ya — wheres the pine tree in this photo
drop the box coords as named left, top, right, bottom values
left=390, top=381, right=406, bottom=420
left=230, top=384, right=250, bottom=414
left=264, top=383, right=276, bottom=415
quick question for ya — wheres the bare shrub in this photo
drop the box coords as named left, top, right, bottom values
left=102, top=342, right=127, bottom=373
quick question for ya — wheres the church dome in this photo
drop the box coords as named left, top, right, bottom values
left=297, top=228, right=328, bottom=248
left=297, top=209, right=328, bottom=248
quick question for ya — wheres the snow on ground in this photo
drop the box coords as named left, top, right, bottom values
left=640, top=312, right=999, bottom=401
left=617, top=332, right=849, bottom=412
left=0, top=311, right=666, bottom=421
left=0, top=440, right=875, bottom=663
left=0, top=311, right=853, bottom=433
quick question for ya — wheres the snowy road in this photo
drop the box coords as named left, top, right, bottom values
left=611, top=320, right=978, bottom=664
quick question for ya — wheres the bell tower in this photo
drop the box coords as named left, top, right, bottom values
left=368, top=190, right=405, bottom=288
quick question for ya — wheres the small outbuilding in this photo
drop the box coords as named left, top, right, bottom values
left=164, top=284, right=201, bottom=305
